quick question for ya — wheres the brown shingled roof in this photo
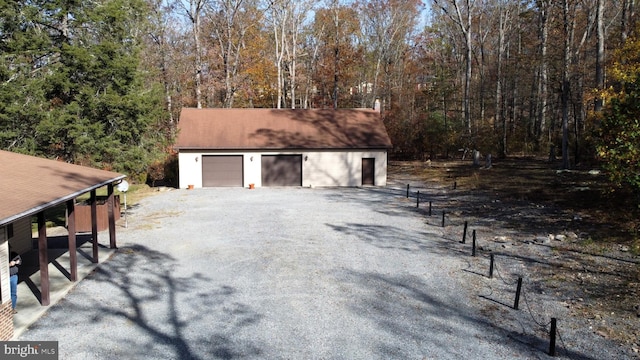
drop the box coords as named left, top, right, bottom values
left=175, top=108, right=392, bottom=150
left=0, top=150, right=126, bottom=226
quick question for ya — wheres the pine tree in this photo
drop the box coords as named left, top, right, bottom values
left=0, top=0, right=170, bottom=180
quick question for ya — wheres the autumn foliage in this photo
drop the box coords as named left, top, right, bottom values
left=596, top=26, right=640, bottom=196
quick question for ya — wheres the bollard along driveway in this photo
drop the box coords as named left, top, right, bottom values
left=17, top=186, right=546, bottom=359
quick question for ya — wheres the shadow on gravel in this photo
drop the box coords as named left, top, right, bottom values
left=326, top=222, right=443, bottom=253
left=324, top=185, right=607, bottom=360
left=331, top=186, right=452, bottom=219
left=339, top=270, right=602, bottom=360
left=27, top=244, right=263, bottom=359
left=325, top=220, right=473, bottom=260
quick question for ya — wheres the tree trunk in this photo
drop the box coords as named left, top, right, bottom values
left=188, top=0, right=206, bottom=109
left=272, top=11, right=285, bottom=109
left=561, top=0, right=571, bottom=170
left=464, top=2, right=472, bottom=136
left=595, top=0, right=605, bottom=111
left=496, top=3, right=509, bottom=157
left=537, top=0, right=549, bottom=146
left=183, top=0, right=209, bottom=109
left=621, top=0, right=635, bottom=42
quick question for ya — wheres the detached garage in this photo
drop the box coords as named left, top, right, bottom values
left=175, top=107, right=392, bottom=188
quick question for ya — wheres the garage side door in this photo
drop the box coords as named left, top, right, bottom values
left=202, top=155, right=243, bottom=187
left=261, top=155, right=302, bottom=186
left=362, top=158, right=375, bottom=186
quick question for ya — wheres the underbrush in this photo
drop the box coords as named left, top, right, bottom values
left=397, top=157, right=640, bottom=256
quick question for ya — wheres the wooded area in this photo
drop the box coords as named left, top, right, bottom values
left=1, top=0, right=639, bottom=194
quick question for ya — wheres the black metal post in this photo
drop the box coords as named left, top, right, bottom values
left=461, top=221, right=468, bottom=243
left=514, top=277, right=523, bottom=310
left=489, top=254, right=494, bottom=278
left=549, top=318, right=557, bottom=357
left=454, top=181, right=457, bottom=190
left=429, top=201, right=432, bottom=216
left=407, top=184, right=409, bottom=198
left=417, top=191, right=420, bottom=208
left=472, top=230, right=476, bottom=256
left=442, top=211, right=446, bottom=227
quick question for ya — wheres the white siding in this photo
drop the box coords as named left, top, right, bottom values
left=0, top=229, right=8, bottom=305
left=9, top=217, right=33, bottom=255
left=302, top=150, right=387, bottom=187
left=244, top=152, right=261, bottom=187
left=179, top=149, right=387, bottom=188
left=178, top=151, right=203, bottom=189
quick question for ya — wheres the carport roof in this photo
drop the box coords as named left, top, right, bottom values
left=175, top=108, right=393, bottom=150
left=0, top=150, right=126, bottom=227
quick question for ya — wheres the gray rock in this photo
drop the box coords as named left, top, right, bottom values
left=535, top=236, right=550, bottom=244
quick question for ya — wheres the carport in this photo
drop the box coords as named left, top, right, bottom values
left=0, top=150, right=125, bottom=339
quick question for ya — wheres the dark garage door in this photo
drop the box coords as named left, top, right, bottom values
left=202, top=155, right=243, bottom=187
left=261, top=155, right=302, bottom=186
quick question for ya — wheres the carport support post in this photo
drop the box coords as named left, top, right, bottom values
left=67, top=200, right=77, bottom=282
left=107, top=184, right=117, bottom=249
left=37, top=212, right=50, bottom=306
left=91, top=190, right=98, bottom=263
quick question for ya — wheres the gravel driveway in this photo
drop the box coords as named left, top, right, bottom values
left=18, top=186, right=569, bottom=359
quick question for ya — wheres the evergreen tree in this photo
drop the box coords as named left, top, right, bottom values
left=0, top=0, right=171, bottom=180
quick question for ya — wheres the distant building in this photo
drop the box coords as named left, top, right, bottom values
left=175, top=107, right=392, bottom=188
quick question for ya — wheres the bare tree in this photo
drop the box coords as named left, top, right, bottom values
left=206, top=0, right=261, bottom=108
left=268, top=0, right=285, bottom=108
left=433, top=0, right=474, bottom=136
left=361, top=0, right=421, bottom=111
left=285, top=1, right=314, bottom=108
left=536, top=0, right=550, bottom=146
left=147, top=0, right=179, bottom=123
left=267, top=0, right=313, bottom=108
left=595, top=0, right=605, bottom=111
left=494, top=0, right=513, bottom=157
left=621, top=0, right=635, bottom=42
left=561, top=0, right=573, bottom=169
left=179, top=0, right=209, bottom=108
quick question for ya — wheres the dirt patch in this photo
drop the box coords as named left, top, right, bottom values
left=389, top=158, right=640, bottom=356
